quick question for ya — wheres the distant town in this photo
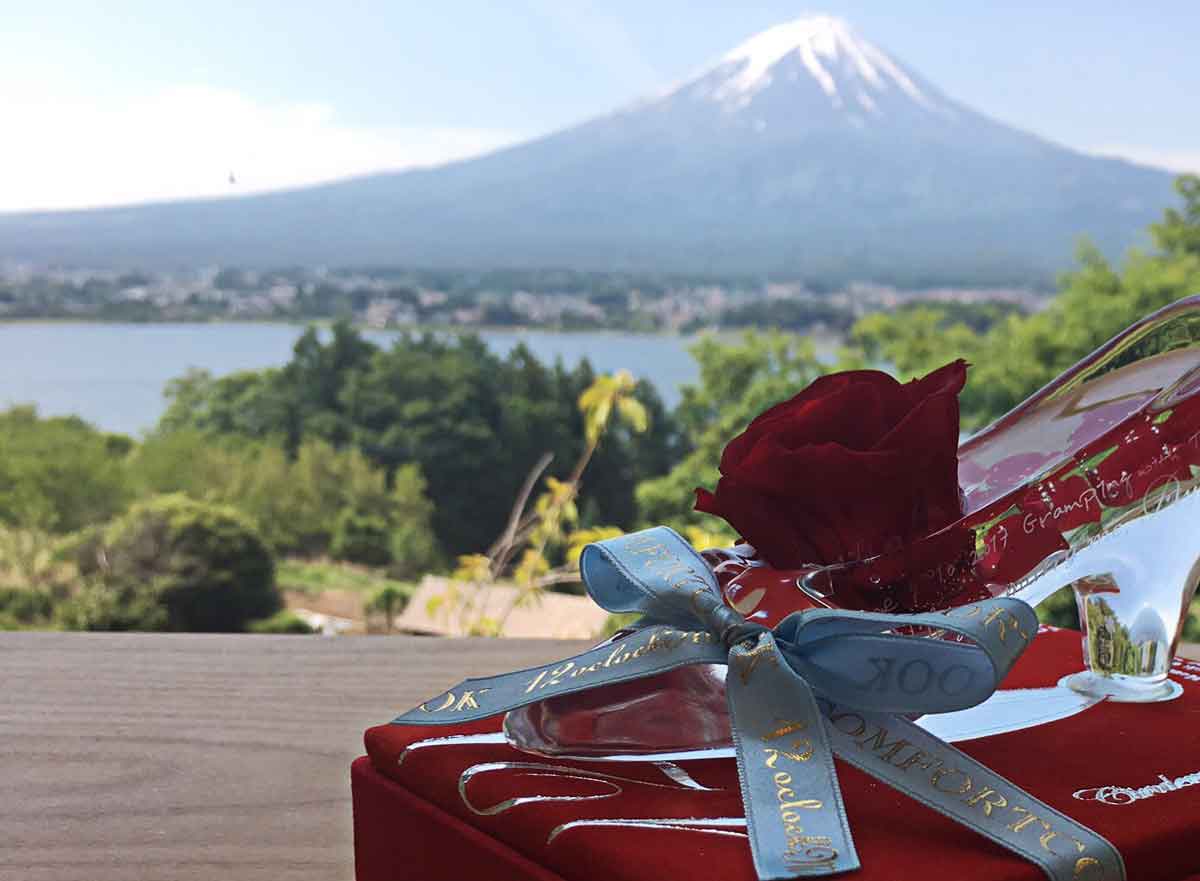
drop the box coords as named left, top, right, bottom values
left=0, top=263, right=1046, bottom=334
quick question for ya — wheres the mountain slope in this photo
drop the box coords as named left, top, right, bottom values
left=0, top=16, right=1173, bottom=284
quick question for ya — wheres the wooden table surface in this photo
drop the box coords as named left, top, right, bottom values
left=4, top=633, right=1197, bottom=881
left=0, top=632, right=590, bottom=881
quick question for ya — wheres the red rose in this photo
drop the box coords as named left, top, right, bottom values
left=695, top=360, right=969, bottom=570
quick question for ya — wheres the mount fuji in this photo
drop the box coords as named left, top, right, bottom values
left=0, top=16, right=1174, bottom=284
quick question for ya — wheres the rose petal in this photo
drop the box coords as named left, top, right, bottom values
left=873, top=382, right=962, bottom=460
left=696, top=359, right=970, bottom=585
left=695, top=478, right=823, bottom=568
left=722, top=370, right=906, bottom=469
left=903, top=359, right=969, bottom=408
left=763, top=382, right=894, bottom=453
left=729, top=437, right=909, bottom=497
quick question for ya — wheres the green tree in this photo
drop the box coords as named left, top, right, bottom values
left=68, top=494, right=280, bottom=632
left=849, top=307, right=985, bottom=380
left=442, top=371, right=650, bottom=636
left=330, top=508, right=393, bottom=566
left=158, top=326, right=675, bottom=557
left=281, top=322, right=376, bottom=448
left=387, top=464, right=442, bottom=579
left=0, top=407, right=132, bottom=533
left=1152, top=174, right=1200, bottom=258
left=261, top=440, right=393, bottom=553
left=128, top=429, right=243, bottom=501
left=160, top=368, right=292, bottom=440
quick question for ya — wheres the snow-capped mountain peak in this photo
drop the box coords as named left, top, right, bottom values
left=0, top=13, right=1173, bottom=282
left=694, top=14, right=943, bottom=117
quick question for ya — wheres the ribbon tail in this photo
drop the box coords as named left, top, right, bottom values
left=726, top=633, right=860, bottom=879
left=392, top=625, right=729, bottom=726
left=819, top=705, right=1126, bottom=881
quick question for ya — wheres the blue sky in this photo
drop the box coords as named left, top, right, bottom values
left=4, top=1, right=1198, bottom=210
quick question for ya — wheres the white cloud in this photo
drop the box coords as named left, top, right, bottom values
left=0, top=86, right=524, bottom=212
left=1089, top=145, right=1200, bottom=175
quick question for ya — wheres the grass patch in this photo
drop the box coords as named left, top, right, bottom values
left=277, top=557, right=416, bottom=599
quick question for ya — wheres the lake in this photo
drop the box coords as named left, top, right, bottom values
left=0, top=323, right=711, bottom=435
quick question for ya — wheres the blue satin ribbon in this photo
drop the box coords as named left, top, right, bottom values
left=393, top=526, right=1125, bottom=881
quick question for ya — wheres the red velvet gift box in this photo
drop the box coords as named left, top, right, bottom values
left=352, top=627, right=1200, bottom=881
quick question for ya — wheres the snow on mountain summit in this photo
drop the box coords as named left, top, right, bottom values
left=685, top=14, right=947, bottom=119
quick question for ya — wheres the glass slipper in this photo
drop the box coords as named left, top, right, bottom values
left=803, top=295, right=1200, bottom=700
left=958, top=294, right=1200, bottom=701
left=506, top=295, right=1200, bottom=755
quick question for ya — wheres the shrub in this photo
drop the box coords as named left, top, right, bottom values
left=247, top=610, right=315, bottom=634
left=330, top=508, right=393, bottom=567
left=56, top=581, right=168, bottom=631
left=365, top=584, right=409, bottom=633
left=0, top=586, right=54, bottom=625
left=0, top=525, right=61, bottom=590
left=132, top=433, right=425, bottom=561
left=59, top=524, right=106, bottom=572
left=74, top=494, right=280, bottom=632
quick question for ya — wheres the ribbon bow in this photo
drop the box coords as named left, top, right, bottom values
left=394, top=526, right=1125, bottom=881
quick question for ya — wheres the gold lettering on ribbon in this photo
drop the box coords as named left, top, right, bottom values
left=732, top=641, right=777, bottom=685
left=827, top=709, right=868, bottom=738
left=946, top=768, right=1109, bottom=872
left=982, top=607, right=1031, bottom=644
left=951, top=772, right=1106, bottom=871
left=931, top=767, right=974, bottom=795
left=820, top=705, right=1112, bottom=875
left=624, top=535, right=712, bottom=596
left=764, top=720, right=810, bottom=740
left=418, top=692, right=456, bottom=713
left=763, top=719, right=815, bottom=764
left=623, top=536, right=667, bottom=557
left=964, top=787, right=1008, bottom=816
left=418, top=688, right=490, bottom=713
left=854, top=725, right=915, bottom=765
left=760, top=719, right=836, bottom=868
left=454, top=689, right=488, bottom=711
left=520, top=628, right=716, bottom=694
left=1007, top=806, right=1081, bottom=857
left=1007, top=805, right=1045, bottom=833
left=892, top=750, right=942, bottom=772
left=842, top=718, right=945, bottom=774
